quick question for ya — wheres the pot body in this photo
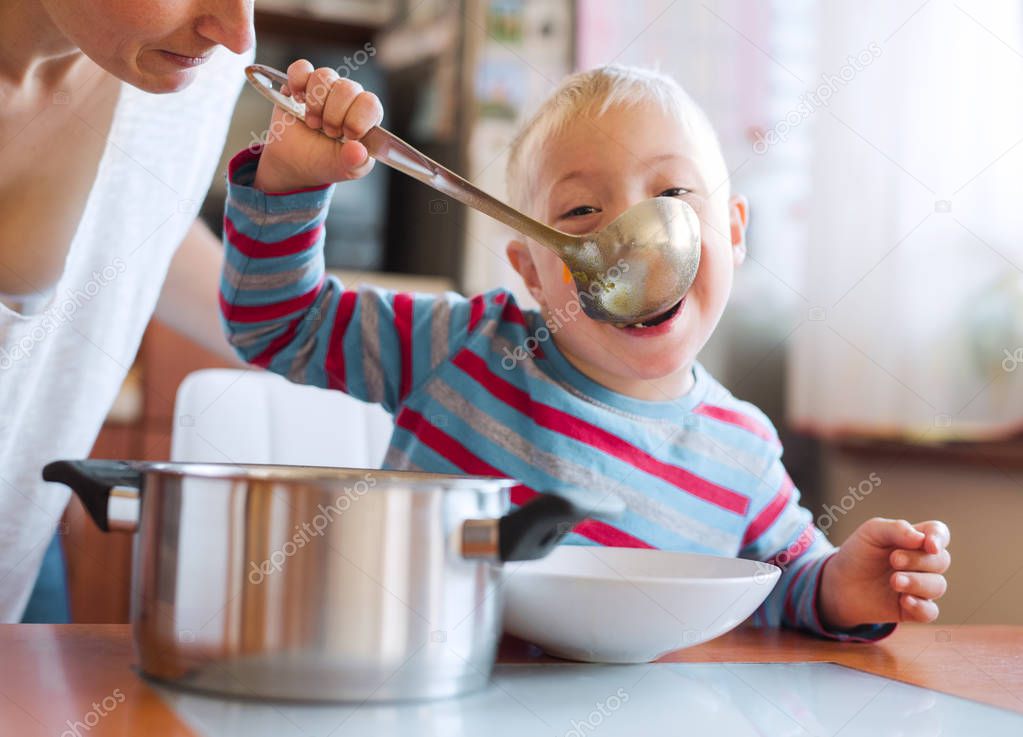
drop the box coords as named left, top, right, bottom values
left=129, top=465, right=509, bottom=701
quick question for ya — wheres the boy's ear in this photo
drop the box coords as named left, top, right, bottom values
left=506, top=239, right=546, bottom=306
left=729, top=194, right=749, bottom=267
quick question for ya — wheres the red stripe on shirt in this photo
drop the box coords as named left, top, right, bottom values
left=767, top=524, right=816, bottom=568
left=508, top=487, right=654, bottom=549
left=741, top=473, right=795, bottom=548
left=228, top=146, right=261, bottom=176
left=219, top=277, right=324, bottom=324
left=452, top=350, right=749, bottom=515
left=325, top=290, right=358, bottom=391
left=396, top=408, right=504, bottom=476
left=394, top=413, right=654, bottom=550
left=694, top=403, right=780, bottom=447
left=573, top=519, right=655, bottom=548
left=501, top=299, right=527, bottom=326
left=225, top=217, right=324, bottom=259
left=393, top=293, right=414, bottom=401
left=784, top=561, right=812, bottom=623
left=468, top=294, right=486, bottom=332
left=250, top=318, right=301, bottom=368
left=508, top=485, right=535, bottom=506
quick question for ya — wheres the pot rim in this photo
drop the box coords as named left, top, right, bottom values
left=131, top=461, right=515, bottom=491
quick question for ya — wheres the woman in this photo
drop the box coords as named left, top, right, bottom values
left=0, top=0, right=254, bottom=621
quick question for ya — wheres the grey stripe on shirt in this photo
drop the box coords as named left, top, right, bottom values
left=425, top=379, right=739, bottom=551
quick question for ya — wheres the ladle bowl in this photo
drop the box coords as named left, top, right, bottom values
left=565, top=196, right=700, bottom=324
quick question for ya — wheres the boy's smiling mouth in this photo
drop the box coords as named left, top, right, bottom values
left=619, top=297, right=686, bottom=335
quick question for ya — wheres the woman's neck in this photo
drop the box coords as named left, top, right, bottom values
left=0, top=1, right=83, bottom=88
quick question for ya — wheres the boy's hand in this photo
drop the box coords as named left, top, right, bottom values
left=818, top=518, right=950, bottom=630
left=253, top=59, right=383, bottom=193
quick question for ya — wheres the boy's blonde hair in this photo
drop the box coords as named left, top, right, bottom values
left=506, top=65, right=728, bottom=214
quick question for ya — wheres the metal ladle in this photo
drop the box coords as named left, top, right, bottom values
left=245, top=64, right=701, bottom=325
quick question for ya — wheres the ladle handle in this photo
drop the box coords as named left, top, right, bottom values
left=245, top=65, right=575, bottom=254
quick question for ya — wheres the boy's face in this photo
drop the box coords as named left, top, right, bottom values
left=507, top=102, right=749, bottom=398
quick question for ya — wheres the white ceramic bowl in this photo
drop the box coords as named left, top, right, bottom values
left=502, top=546, right=780, bottom=663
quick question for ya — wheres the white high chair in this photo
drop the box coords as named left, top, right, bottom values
left=170, top=369, right=393, bottom=468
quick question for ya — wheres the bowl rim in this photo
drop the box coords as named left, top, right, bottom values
left=507, top=547, right=781, bottom=587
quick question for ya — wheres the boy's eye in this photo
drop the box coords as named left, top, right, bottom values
left=560, top=205, right=600, bottom=219
left=658, top=187, right=691, bottom=198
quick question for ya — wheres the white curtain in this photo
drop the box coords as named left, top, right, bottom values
left=788, top=0, right=1023, bottom=440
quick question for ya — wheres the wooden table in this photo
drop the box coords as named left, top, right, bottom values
left=1, top=624, right=1020, bottom=736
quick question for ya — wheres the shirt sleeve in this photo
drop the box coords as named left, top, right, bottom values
left=739, top=453, right=896, bottom=642
left=219, top=147, right=497, bottom=414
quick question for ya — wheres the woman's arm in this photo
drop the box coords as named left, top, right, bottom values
left=155, top=219, right=245, bottom=364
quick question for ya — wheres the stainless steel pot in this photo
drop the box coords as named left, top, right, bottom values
left=44, top=460, right=620, bottom=702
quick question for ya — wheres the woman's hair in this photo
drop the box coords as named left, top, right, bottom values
left=506, top=64, right=727, bottom=213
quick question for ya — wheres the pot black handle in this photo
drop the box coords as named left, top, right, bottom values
left=42, top=460, right=143, bottom=532
left=497, top=491, right=626, bottom=562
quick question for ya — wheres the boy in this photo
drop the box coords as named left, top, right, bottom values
left=220, top=61, right=950, bottom=639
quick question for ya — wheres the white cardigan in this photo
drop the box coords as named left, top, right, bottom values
left=0, top=47, right=251, bottom=621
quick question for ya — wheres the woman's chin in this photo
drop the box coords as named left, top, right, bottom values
left=138, top=68, right=199, bottom=93
left=130, top=54, right=202, bottom=93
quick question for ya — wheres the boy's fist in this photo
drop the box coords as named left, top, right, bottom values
left=254, top=59, right=384, bottom=193
left=818, top=518, right=951, bottom=630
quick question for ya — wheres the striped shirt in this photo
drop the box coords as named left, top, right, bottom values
left=220, top=147, right=891, bottom=642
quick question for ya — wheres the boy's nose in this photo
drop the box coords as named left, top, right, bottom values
left=606, top=192, right=647, bottom=226
left=195, top=0, right=255, bottom=55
